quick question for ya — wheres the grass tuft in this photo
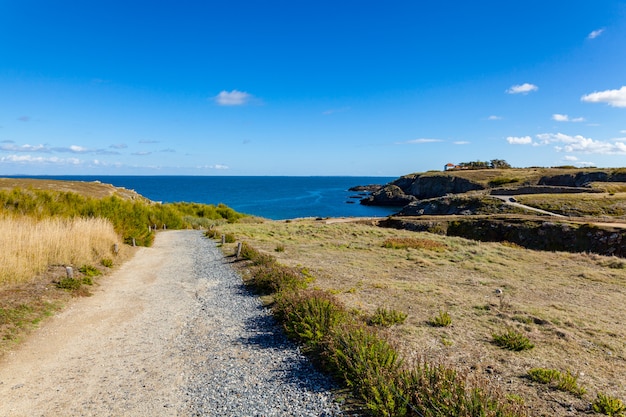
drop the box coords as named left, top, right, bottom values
left=429, top=310, right=452, bottom=327
left=593, top=392, right=626, bottom=416
left=492, top=329, right=534, bottom=351
left=528, top=368, right=586, bottom=397
left=369, top=306, right=408, bottom=327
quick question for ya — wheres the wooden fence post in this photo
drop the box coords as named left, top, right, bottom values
left=221, top=234, right=226, bottom=245
left=132, top=238, right=136, bottom=247
left=236, top=242, right=243, bottom=258
left=65, top=266, right=74, bottom=279
left=113, top=243, right=119, bottom=254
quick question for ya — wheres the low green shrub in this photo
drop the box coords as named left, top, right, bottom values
left=527, top=368, right=586, bottom=397
left=327, top=326, right=406, bottom=416
left=557, top=370, right=586, bottom=397
left=429, top=310, right=452, bottom=327
left=79, top=264, right=101, bottom=277
left=246, top=264, right=307, bottom=295
left=224, top=233, right=236, bottom=243
left=593, top=392, right=626, bottom=416
left=527, top=368, right=560, bottom=384
left=275, top=244, right=286, bottom=252
left=57, top=277, right=81, bottom=291
left=400, top=362, right=525, bottom=417
left=101, top=258, right=113, bottom=268
left=492, top=329, right=534, bottom=351
left=239, top=242, right=276, bottom=266
left=275, top=290, right=346, bottom=348
left=369, top=307, right=408, bottom=327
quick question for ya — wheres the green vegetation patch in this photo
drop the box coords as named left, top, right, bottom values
left=593, top=392, right=626, bottom=416
left=527, top=368, right=586, bottom=397
left=429, top=310, right=452, bottom=327
left=369, top=306, right=408, bottom=327
left=492, top=329, right=534, bottom=351
left=0, top=188, right=245, bottom=247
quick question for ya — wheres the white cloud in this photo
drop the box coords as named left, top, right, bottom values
left=109, top=143, right=128, bottom=149
left=198, top=164, right=230, bottom=170
left=506, top=83, right=538, bottom=95
left=0, top=155, right=81, bottom=165
left=398, top=138, right=444, bottom=144
left=536, top=132, right=626, bottom=154
left=552, top=114, right=585, bottom=122
left=0, top=143, right=49, bottom=152
left=69, top=145, right=88, bottom=153
left=588, top=28, right=605, bottom=39
left=581, top=86, right=626, bottom=107
left=132, top=151, right=152, bottom=156
left=487, top=115, right=503, bottom=120
left=454, top=141, right=470, bottom=145
left=506, top=136, right=533, bottom=145
left=215, top=90, right=252, bottom=106
left=563, top=155, right=578, bottom=161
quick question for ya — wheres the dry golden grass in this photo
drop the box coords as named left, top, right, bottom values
left=220, top=218, right=626, bottom=416
left=0, top=215, right=120, bottom=285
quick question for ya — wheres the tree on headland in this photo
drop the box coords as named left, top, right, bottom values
left=454, top=159, right=511, bottom=170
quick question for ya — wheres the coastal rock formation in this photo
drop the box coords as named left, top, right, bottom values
left=539, top=171, right=626, bottom=187
left=360, top=184, right=417, bottom=206
left=405, top=174, right=485, bottom=199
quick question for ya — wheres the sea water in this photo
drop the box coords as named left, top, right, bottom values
left=10, top=176, right=398, bottom=220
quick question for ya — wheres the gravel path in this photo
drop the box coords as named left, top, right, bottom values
left=0, top=230, right=344, bottom=416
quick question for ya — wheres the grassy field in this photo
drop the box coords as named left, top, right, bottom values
left=518, top=192, right=626, bottom=218
left=0, top=177, right=245, bottom=354
left=219, top=218, right=626, bottom=416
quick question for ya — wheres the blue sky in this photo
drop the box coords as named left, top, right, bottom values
left=1, top=1, right=625, bottom=176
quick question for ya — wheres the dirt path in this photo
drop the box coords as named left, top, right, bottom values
left=0, top=230, right=341, bottom=417
left=0, top=231, right=197, bottom=416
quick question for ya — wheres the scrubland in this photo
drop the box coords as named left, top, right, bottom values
left=218, top=218, right=626, bottom=416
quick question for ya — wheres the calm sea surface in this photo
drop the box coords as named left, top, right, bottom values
left=11, top=176, right=398, bottom=220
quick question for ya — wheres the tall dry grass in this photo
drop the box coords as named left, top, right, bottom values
left=0, top=215, right=120, bottom=285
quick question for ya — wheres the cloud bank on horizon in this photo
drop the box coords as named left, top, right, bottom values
left=0, top=1, right=625, bottom=176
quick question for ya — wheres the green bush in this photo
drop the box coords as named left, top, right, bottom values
left=429, top=310, right=452, bottom=327
left=246, top=264, right=307, bottom=295
left=239, top=242, right=276, bottom=266
left=400, top=362, right=525, bottom=417
left=593, top=392, right=626, bottom=416
left=275, top=290, right=346, bottom=348
left=528, top=368, right=586, bottom=397
left=57, top=277, right=81, bottom=291
left=327, top=326, right=406, bottom=416
left=101, top=258, right=113, bottom=268
left=527, top=368, right=560, bottom=384
left=78, top=264, right=101, bottom=277
left=492, top=329, right=534, bottom=351
left=369, top=307, right=408, bottom=327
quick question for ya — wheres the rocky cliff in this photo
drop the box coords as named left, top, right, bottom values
left=360, top=168, right=626, bottom=208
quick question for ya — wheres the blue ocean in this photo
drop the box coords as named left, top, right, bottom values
left=11, top=176, right=398, bottom=220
